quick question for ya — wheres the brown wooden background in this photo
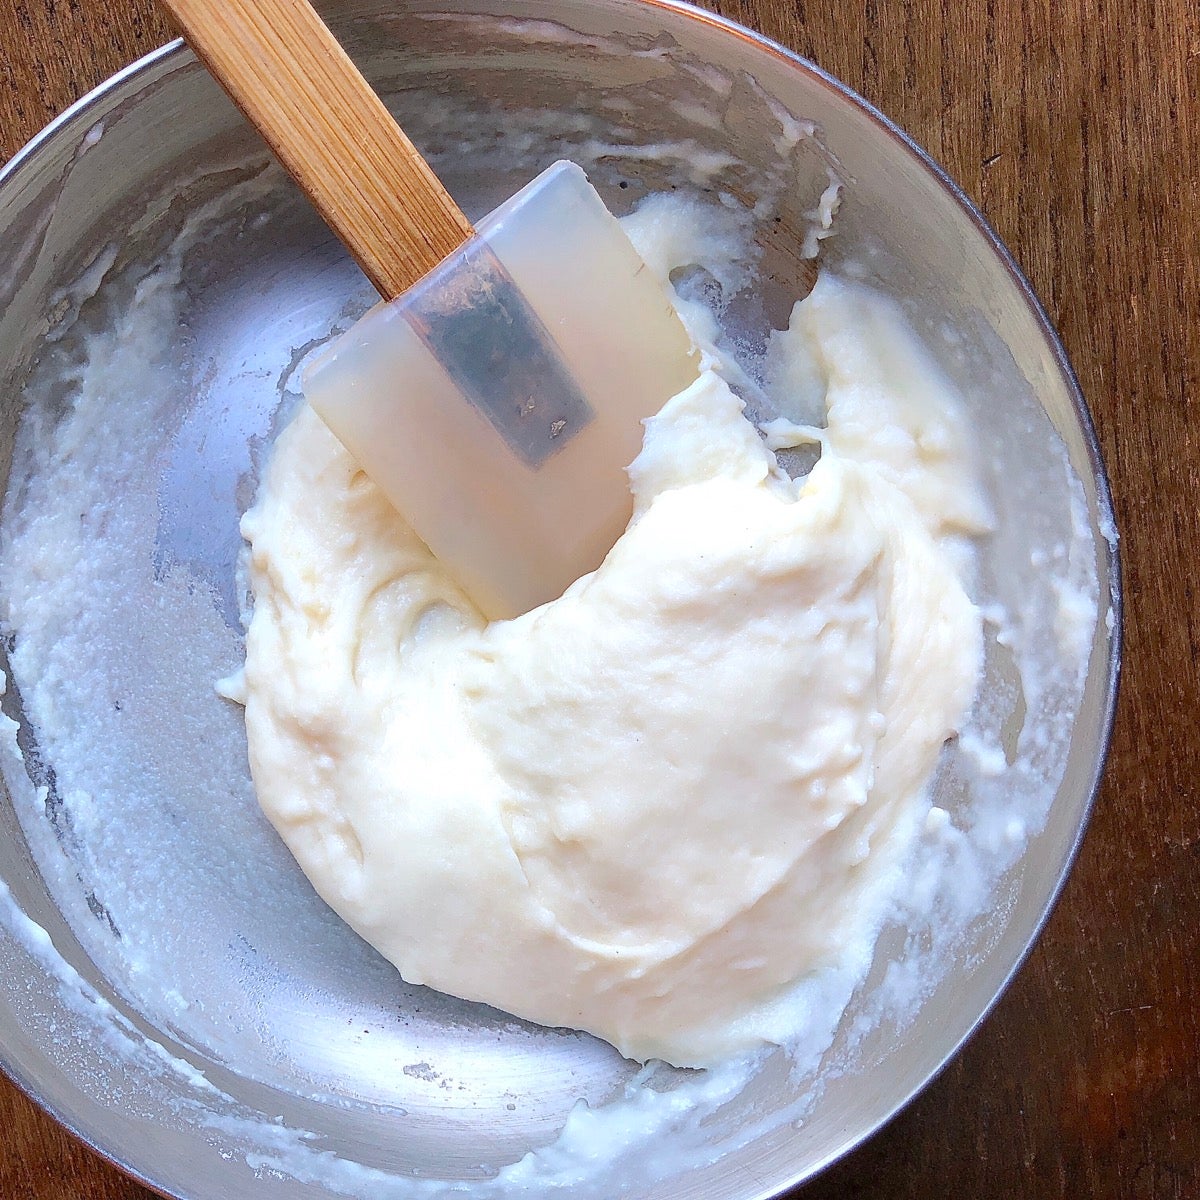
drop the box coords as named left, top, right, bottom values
left=1, top=0, right=1196, bottom=1196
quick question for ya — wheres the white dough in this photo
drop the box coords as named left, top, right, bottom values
left=239, top=269, right=987, bottom=1068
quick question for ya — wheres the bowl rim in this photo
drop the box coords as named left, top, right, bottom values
left=0, top=5, right=1122, bottom=1198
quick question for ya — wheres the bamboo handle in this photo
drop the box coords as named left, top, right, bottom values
left=160, top=0, right=475, bottom=300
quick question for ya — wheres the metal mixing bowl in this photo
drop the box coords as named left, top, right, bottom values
left=0, top=1, right=1119, bottom=1196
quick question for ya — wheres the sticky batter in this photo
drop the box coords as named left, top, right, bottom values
left=235, top=226, right=989, bottom=1067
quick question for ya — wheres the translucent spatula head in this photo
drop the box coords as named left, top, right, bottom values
left=304, top=161, right=700, bottom=620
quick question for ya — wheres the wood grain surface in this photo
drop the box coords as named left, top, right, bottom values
left=1, top=0, right=1197, bottom=1197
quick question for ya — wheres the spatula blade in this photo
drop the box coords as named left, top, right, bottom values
left=305, top=160, right=700, bottom=620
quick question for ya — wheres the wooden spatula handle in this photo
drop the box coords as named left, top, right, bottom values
left=161, top=0, right=475, bottom=300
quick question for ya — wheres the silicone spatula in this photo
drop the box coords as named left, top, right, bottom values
left=160, top=0, right=701, bottom=619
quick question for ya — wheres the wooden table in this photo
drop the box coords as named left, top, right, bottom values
left=1, top=0, right=1196, bottom=1196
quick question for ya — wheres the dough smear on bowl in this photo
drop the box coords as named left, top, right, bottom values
left=233, top=212, right=990, bottom=1068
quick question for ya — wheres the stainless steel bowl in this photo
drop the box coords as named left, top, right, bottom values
left=0, top=2, right=1119, bottom=1197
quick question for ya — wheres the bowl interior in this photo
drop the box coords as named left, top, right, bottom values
left=0, top=2, right=1118, bottom=1197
